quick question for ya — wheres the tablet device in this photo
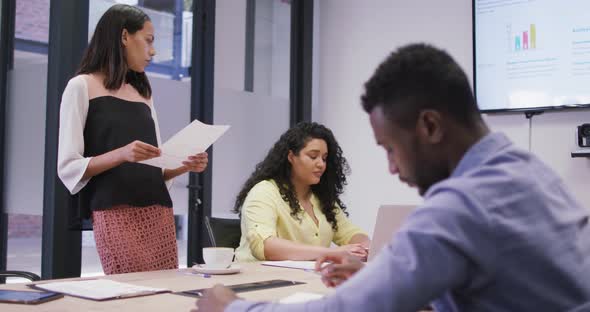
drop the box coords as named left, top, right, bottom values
left=180, top=279, right=305, bottom=297
left=0, top=289, right=64, bottom=305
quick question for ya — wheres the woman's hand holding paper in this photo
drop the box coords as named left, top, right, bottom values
left=182, top=152, right=209, bottom=173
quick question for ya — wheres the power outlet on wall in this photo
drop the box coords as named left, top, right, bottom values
left=571, top=123, right=590, bottom=158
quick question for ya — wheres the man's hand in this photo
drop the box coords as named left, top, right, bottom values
left=316, top=252, right=365, bottom=288
left=192, top=284, right=238, bottom=312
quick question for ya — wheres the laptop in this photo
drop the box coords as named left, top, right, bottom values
left=368, top=205, right=416, bottom=261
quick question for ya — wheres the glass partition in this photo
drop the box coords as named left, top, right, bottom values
left=212, top=0, right=291, bottom=219
left=5, top=0, right=50, bottom=282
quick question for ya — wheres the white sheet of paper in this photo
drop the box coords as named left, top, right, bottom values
left=280, top=292, right=324, bottom=304
left=140, top=119, right=230, bottom=169
left=261, top=260, right=317, bottom=271
left=33, top=279, right=168, bottom=300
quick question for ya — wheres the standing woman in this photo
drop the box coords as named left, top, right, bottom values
left=57, top=4, right=208, bottom=274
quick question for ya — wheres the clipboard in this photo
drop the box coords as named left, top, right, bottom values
left=177, top=279, right=305, bottom=298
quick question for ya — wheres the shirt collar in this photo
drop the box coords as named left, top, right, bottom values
left=451, top=132, right=512, bottom=178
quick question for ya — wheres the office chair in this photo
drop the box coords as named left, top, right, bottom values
left=0, top=270, right=41, bottom=283
left=204, top=216, right=241, bottom=249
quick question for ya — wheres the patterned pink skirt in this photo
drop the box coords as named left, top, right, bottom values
left=92, top=205, right=178, bottom=275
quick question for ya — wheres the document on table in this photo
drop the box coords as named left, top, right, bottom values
left=280, top=292, right=325, bottom=304
left=140, top=119, right=230, bottom=169
left=30, top=279, right=170, bottom=301
left=261, top=260, right=317, bottom=271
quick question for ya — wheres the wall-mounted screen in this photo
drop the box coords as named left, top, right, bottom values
left=474, top=0, right=590, bottom=112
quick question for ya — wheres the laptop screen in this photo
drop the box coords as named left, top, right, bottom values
left=368, top=205, right=415, bottom=261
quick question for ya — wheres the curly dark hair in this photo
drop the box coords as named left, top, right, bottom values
left=233, top=122, right=350, bottom=231
left=361, top=43, right=482, bottom=129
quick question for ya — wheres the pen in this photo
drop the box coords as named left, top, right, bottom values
left=303, top=268, right=321, bottom=275
left=182, top=271, right=211, bottom=278
left=190, top=263, right=212, bottom=278
left=193, top=271, right=211, bottom=278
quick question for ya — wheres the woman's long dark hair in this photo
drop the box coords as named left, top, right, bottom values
left=77, top=4, right=152, bottom=98
left=234, top=122, right=351, bottom=231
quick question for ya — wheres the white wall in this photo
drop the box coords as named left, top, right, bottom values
left=212, top=89, right=289, bottom=218
left=315, top=0, right=590, bottom=235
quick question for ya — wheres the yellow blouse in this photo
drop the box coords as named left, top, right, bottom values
left=235, top=180, right=367, bottom=262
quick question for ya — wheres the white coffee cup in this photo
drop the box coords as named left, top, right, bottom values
left=202, top=247, right=234, bottom=269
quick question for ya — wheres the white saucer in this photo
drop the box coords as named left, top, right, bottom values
left=192, top=264, right=241, bottom=275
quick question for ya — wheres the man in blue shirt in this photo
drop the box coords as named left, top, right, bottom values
left=194, top=44, right=590, bottom=311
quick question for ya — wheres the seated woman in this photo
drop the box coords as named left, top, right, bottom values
left=234, top=122, right=370, bottom=262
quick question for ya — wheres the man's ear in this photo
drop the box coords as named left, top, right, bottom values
left=416, top=110, right=444, bottom=144
left=287, top=150, right=294, bottom=165
left=121, top=29, right=129, bottom=47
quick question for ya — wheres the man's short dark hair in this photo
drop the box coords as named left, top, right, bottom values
left=361, top=43, right=481, bottom=129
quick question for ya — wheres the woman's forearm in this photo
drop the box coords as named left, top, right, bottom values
left=349, top=233, right=371, bottom=247
left=82, top=148, right=125, bottom=180
left=163, top=167, right=188, bottom=181
left=263, top=237, right=331, bottom=261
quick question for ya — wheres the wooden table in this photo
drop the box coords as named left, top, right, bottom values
left=0, top=263, right=332, bottom=311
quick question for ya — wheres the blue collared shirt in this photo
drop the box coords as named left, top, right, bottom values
left=227, top=133, right=590, bottom=312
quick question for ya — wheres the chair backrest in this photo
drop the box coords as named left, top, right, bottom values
left=0, top=270, right=41, bottom=284
left=204, top=216, right=241, bottom=249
